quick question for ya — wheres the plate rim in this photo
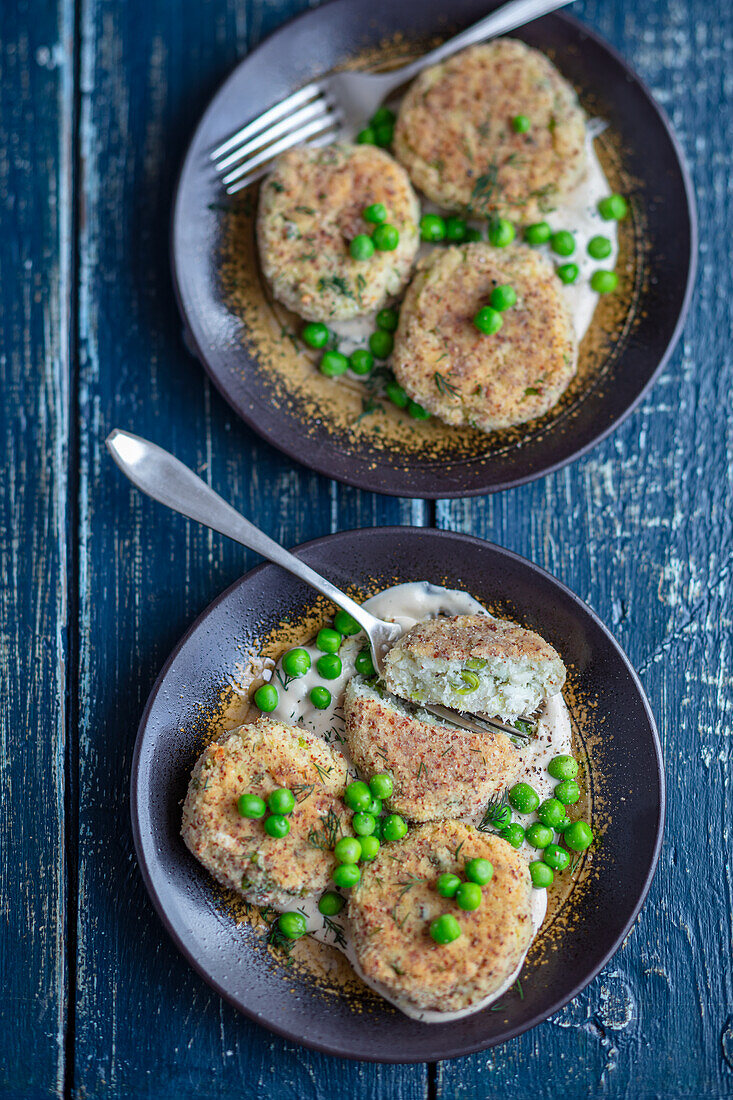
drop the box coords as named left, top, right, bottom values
left=130, top=525, right=666, bottom=1061
left=170, top=0, right=698, bottom=499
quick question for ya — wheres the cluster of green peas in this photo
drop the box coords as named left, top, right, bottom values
left=429, top=856, right=495, bottom=945
left=355, top=105, right=397, bottom=149
left=236, top=785, right=297, bottom=840
left=252, top=608, right=374, bottom=715
left=491, top=753, right=593, bottom=888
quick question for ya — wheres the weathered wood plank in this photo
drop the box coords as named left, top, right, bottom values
left=73, top=0, right=426, bottom=1096
left=0, top=2, right=74, bottom=1097
left=436, top=0, right=732, bottom=1096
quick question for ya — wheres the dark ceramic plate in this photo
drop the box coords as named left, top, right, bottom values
left=131, top=527, right=664, bottom=1061
left=171, top=0, right=695, bottom=499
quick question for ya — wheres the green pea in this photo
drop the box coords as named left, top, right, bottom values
left=408, top=400, right=430, bottom=420
left=372, top=223, right=399, bottom=251
left=376, top=307, right=399, bottom=332
left=424, top=910, right=460, bottom=946
left=590, top=270, right=618, bottom=293
left=352, top=812, right=377, bottom=837
left=385, top=380, right=408, bottom=407
left=334, top=836, right=362, bottom=863
left=430, top=913, right=462, bottom=944
left=551, top=230, right=575, bottom=256
left=555, top=778, right=580, bottom=805
left=319, top=349, right=349, bottom=377
left=370, top=106, right=396, bottom=127
left=371, top=815, right=383, bottom=839
left=363, top=202, right=387, bottom=224
left=445, top=216, right=467, bottom=242
left=490, top=284, right=517, bottom=311
left=318, top=891, right=345, bottom=916
left=355, top=647, right=376, bottom=677
left=267, top=788, right=296, bottom=815
left=317, top=653, right=342, bottom=680
left=524, top=221, right=551, bottom=245
left=369, top=329, right=394, bottom=359
left=556, top=262, right=579, bottom=284
left=309, top=686, right=331, bottom=710
left=436, top=872, right=461, bottom=898
left=356, top=127, right=376, bottom=145
left=508, top=782, right=540, bottom=814
left=500, top=823, right=525, bottom=848
left=345, top=780, right=372, bottom=811
left=359, top=834, right=381, bottom=860
left=316, top=627, right=342, bottom=653
left=512, top=114, right=531, bottom=133
left=254, top=683, right=279, bottom=712
left=366, top=796, right=382, bottom=816
left=237, top=793, right=266, bottom=819
left=282, top=648, right=311, bottom=678
left=547, top=754, right=578, bottom=780
left=537, top=797, right=566, bottom=829
left=349, top=348, right=374, bottom=375
left=277, top=911, right=308, bottom=939
left=420, top=213, right=446, bottom=242
left=350, top=234, right=375, bottom=261
left=369, top=773, right=393, bottom=800
left=529, top=860, right=554, bottom=888
left=456, top=881, right=482, bottom=911
left=597, top=194, right=628, bottom=220
left=382, top=814, right=407, bottom=842
left=264, top=814, right=290, bottom=839
left=334, top=609, right=361, bottom=636
left=332, top=863, right=361, bottom=888
left=564, top=821, right=594, bottom=851
left=488, top=218, right=515, bottom=247
left=588, top=234, right=612, bottom=259
left=473, top=307, right=503, bottom=335
left=526, top=822, right=553, bottom=849
left=302, top=322, right=330, bottom=349
left=464, top=858, right=494, bottom=885
left=543, top=844, right=571, bottom=871
left=465, top=226, right=483, bottom=242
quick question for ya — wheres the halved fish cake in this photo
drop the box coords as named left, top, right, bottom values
left=181, top=717, right=350, bottom=908
left=383, top=614, right=566, bottom=721
left=350, top=821, right=533, bottom=1013
left=391, top=242, right=577, bottom=432
left=393, top=39, right=587, bottom=222
left=257, top=143, right=420, bottom=322
left=344, top=678, right=519, bottom=821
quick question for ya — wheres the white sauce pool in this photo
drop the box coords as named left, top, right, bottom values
left=260, top=581, right=573, bottom=1023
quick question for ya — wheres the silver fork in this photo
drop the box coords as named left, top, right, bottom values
left=211, top=0, right=574, bottom=194
left=106, top=430, right=539, bottom=741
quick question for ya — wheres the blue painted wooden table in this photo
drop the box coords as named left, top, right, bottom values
left=1, top=0, right=730, bottom=1095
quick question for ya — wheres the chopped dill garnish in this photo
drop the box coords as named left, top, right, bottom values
left=295, top=204, right=315, bottom=215
left=291, top=782, right=315, bottom=803
left=396, top=873, right=423, bottom=899
left=274, top=667, right=296, bottom=690
left=514, top=978, right=524, bottom=1000
left=415, top=761, right=428, bottom=779
left=434, top=371, right=461, bottom=398
left=322, top=915, right=347, bottom=948
left=307, top=807, right=342, bottom=850
left=454, top=841, right=465, bottom=860
left=311, top=760, right=333, bottom=783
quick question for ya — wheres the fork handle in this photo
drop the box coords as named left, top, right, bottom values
left=392, top=0, right=574, bottom=84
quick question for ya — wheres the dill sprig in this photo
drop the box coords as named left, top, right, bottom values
left=311, top=760, right=333, bottom=783
left=274, top=667, right=296, bottom=691
left=307, top=807, right=342, bottom=851
left=434, top=370, right=461, bottom=398
left=291, top=782, right=314, bottom=804
left=322, top=914, right=347, bottom=948
left=478, top=790, right=510, bottom=833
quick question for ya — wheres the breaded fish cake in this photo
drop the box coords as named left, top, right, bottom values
left=257, top=143, right=420, bottom=322
left=344, top=678, right=519, bottom=821
left=181, top=717, right=349, bottom=908
left=393, top=39, right=587, bottom=221
left=350, top=821, right=533, bottom=1012
left=383, top=614, right=566, bottom=721
left=391, top=242, right=577, bottom=432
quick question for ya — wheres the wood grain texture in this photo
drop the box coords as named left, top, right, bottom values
left=0, top=1, right=74, bottom=1096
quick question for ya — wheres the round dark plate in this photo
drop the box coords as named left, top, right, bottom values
left=171, top=0, right=696, bottom=499
left=131, top=527, right=664, bottom=1061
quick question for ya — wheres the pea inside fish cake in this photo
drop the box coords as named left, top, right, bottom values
left=181, top=717, right=349, bottom=908
left=344, top=677, right=520, bottom=822
left=393, top=39, right=587, bottom=222
left=257, top=143, right=420, bottom=322
left=391, top=242, right=577, bottom=432
left=350, top=821, right=533, bottom=1013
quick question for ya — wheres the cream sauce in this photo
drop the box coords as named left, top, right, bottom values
left=260, top=581, right=573, bottom=1022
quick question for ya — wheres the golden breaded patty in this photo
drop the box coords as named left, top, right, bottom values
left=257, top=143, right=420, bottom=322
left=393, top=39, right=587, bottom=221
left=391, top=242, right=577, bottom=432
left=181, top=718, right=349, bottom=907
left=350, top=821, right=532, bottom=1012
left=383, top=614, right=566, bottom=721
left=344, top=678, right=519, bottom=821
